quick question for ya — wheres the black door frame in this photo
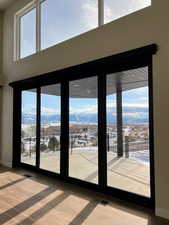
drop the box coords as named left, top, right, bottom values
left=10, top=44, right=157, bottom=208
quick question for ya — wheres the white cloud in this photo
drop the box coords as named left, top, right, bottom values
left=105, top=0, right=151, bottom=23
left=104, top=6, right=112, bottom=23
left=23, top=102, right=148, bottom=116
left=81, top=0, right=98, bottom=29
left=107, top=103, right=148, bottom=108
left=123, top=112, right=148, bottom=119
left=70, top=102, right=148, bottom=115
left=122, top=103, right=148, bottom=108
left=110, top=111, right=148, bottom=119
left=70, top=105, right=97, bottom=115
left=41, top=107, right=60, bottom=115
left=22, top=105, right=36, bottom=115
left=22, top=106, right=60, bottom=115
left=139, top=97, right=148, bottom=101
left=76, top=0, right=151, bottom=30
left=129, top=0, right=151, bottom=11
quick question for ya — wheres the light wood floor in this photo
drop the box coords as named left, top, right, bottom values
left=0, top=166, right=168, bottom=225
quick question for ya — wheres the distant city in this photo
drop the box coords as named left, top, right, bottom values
left=21, top=119, right=149, bottom=163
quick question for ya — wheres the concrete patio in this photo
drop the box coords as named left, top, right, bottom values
left=22, top=151, right=150, bottom=197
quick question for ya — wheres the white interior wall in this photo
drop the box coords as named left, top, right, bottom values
left=0, top=10, right=3, bottom=83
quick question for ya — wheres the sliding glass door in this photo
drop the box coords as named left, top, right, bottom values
left=16, top=45, right=156, bottom=207
left=106, top=67, right=150, bottom=197
left=40, top=84, right=61, bottom=173
left=20, top=68, right=151, bottom=196
left=20, top=68, right=151, bottom=197
left=21, top=89, right=37, bottom=166
left=69, top=77, right=98, bottom=184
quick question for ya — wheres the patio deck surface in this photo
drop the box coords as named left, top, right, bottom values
left=22, top=151, right=150, bottom=197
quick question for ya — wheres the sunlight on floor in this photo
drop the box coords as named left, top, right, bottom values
left=0, top=167, right=167, bottom=225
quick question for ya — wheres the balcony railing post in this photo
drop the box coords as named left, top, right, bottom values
left=107, top=132, right=110, bottom=152
left=116, top=82, right=123, bottom=157
left=125, top=136, right=129, bottom=158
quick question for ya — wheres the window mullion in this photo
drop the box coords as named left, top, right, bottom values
left=36, top=87, right=41, bottom=168
left=98, top=0, right=104, bottom=26
left=18, top=17, right=21, bottom=60
left=36, top=0, right=41, bottom=52
left=14, top=15, right=20, bottom=61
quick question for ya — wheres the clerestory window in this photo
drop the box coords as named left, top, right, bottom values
left=14, top=0, right=151, bottom=60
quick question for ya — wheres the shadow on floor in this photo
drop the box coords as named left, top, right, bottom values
left=0, top=186, right=57, bottom=224
left=0, top=177, right=26, bottom=190
left=0, top=166, right=168, bottom=225
left=15, top=192, right=69, bottom=225
left=69, top=200, right=98, bottom=225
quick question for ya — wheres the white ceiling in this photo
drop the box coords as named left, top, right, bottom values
left=39, top=67, right=148, bottom=98
left=0, top=0, right=16, bottom=10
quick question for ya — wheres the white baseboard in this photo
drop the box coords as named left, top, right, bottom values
left=156, top=208, right=169, bottom=220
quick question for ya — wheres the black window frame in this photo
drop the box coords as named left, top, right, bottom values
left=10, top=44, right=157, bottom=208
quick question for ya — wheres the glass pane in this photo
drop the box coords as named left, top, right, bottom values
left=69, top=77, right=98, bottom=184
left=107, top=67, right=150, bottom=197
left=21, top=89, right=37, bottom=166
left=40, top=84, right=61, bottom=173
left=104, top=0, right=151, bottom=24
left=41, top=0, right=98, bottom=50
left=20, top=8, right=36, bottom=58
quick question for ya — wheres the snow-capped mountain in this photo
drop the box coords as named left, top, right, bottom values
left=22, top=105, right=148, bottom=124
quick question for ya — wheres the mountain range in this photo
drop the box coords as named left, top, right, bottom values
left=22, top=105, right=148, bottom=124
